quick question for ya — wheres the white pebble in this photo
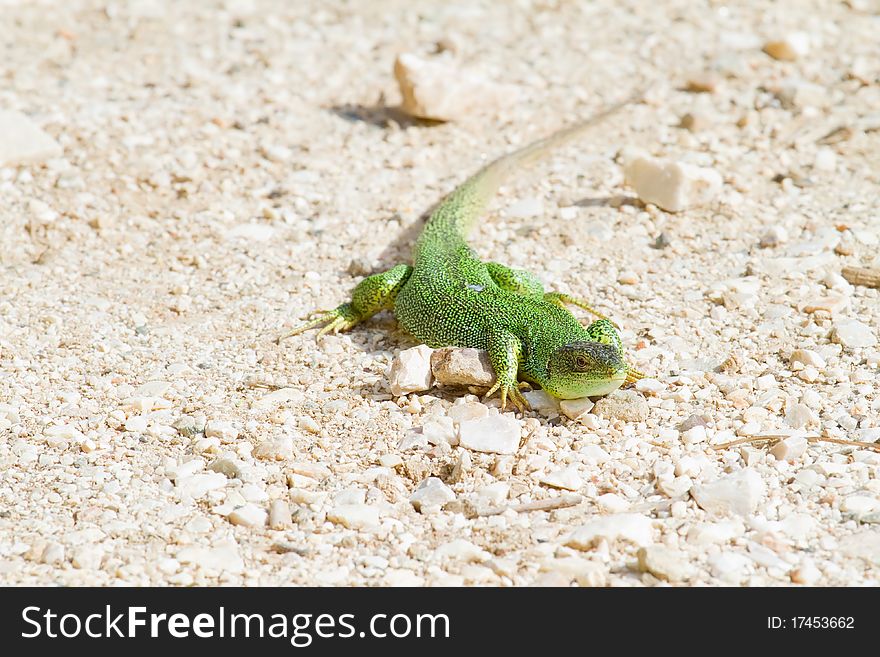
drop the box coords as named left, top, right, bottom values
left=388, top=345, right=434, bottom=396
left=327, top=504, right=379, bottom=529
left=770, top=436, right=808, bottom=462
left=0, top=110, right=62, bottom=165
left=539, top=466, right=583, bottom=491
left=623, top=153, right=722, bottom=212
left=832, top=320, right=877, bottom=349
left=409, top=477, right=455, bottom=512
left=565, top=513, right=654, bottom=549
left=691, top=469, right=765, bottom=516
left=458, top=415, right=521, bottom=454
left=228, top=504, right=268, bottom=528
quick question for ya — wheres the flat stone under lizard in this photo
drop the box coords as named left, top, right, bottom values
left=283, top=93, right=645, bottom=411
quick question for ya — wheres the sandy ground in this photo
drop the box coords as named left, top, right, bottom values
left=1, top=0, right=879, bottom=586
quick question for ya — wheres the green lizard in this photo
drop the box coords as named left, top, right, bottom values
left=283, top=93, right=645, bottom=412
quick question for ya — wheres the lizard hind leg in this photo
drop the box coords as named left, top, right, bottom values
left=278, top=264, right=413, bottom=342
left=545, top=292, right=611, bottom=322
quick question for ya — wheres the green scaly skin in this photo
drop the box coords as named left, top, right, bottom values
left=283, top=93, right=645, bottom=411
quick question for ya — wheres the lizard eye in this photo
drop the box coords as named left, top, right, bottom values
left=575, top=355, right=589, bottom=369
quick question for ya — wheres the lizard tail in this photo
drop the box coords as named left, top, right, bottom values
left=420, top=87, right=647, bottom=245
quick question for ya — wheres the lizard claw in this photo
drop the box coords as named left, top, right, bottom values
left=624, top=365, right=645, bottom=385
left=277, top=304, right=359, bottom=343
left=484, top=380, right=531, bottom=413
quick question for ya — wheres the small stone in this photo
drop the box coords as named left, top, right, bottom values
left=679, top=112, right=710, bottom=132
left=176, top=473, right=227, bottom=499
left=691, top=469, right=765, bottom=516
left=394, top=53, right=515, bottom=121
left=327, top=504, right=379, bottom=529
left=254, top=436, right=294, bottom=461
left=759, top=226, right=788, bottom=248
left=678, top=414, right=710, bottom=432
left=268, top=499, right=291, bottom=529
left=623, top=153, right=722, bottom=212
left=378, top=453, right=403, bottom=468
left=522, top=389, right=559, bottom=416
left=228, top=504, right=268, bottom=528
left=389, top=345, right=434, bottom=396
left=409, top=477, right=456, bottom=512
left=204, top=420, right=240, bottom=442
left=540, top=558, right=607, bottom=587
left=770, top=436, right=808, bottom=462
left=173, top=414, right=206, bottom=437
left=681, top=424, right=707, bottom=445
left=0, top=110, right=62, bottom=165
left=539, top=466, right=583, bottom=491
left=597, top=493, right=630, bottom=512
left=448, top=400, right=490, bottom=424
left=290, top=464, right=331, bottom=485
left=420, top=416, right=458, bottom=446
left=790, top=561, right=822, bottom=585
left=789, top=349, right=826, bottom=369
left=124, top=416, right=148, bottom=433
left=687, top=520, right=745, bottom=545
left=458, top=415, right=520, bottom=454
left=841, top=495, right=879, bottom=516
left=617, top=270, right=640, bottom=285
left=177, top=542, right=244, bottom=573
left=592, top=389, right=648, bottom=422
left=40, top=542, right=65, bottom=565
left=559, top=396, right=595, bottom=421
left=71, top=546, right=104, bottom=570
left=433, top=539, right=490, bottom=563
left=637, top=546, right=695, bottom=582
left=832, top=320, right=877, bottom=348
left=634, top=378, right=664, bottom=395
left=814, top=147, right=837, bottom=172
left=431, top=347, right=496, bottom=387
left=565, top=513, right=654, bottom=549
left=785, top=403, right=816, bottom=429
left=685, top=72, right=720, bottom=93
left=838, top=531, right=880, bottom=566
left=763, top=32, right=810, bottom=61
left=708, top=552, right=751, bottom=584
left=208, top=458, right=243, bottom=479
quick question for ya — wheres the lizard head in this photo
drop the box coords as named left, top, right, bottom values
left=542, top=339, right=628, bottom=399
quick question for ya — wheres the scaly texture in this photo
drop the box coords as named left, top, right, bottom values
left=287, top=94, right=645, bottom=410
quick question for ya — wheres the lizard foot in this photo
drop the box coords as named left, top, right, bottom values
left=277, top=303, right=360, bottom=342
left=484, top=379, right=531, bottom=413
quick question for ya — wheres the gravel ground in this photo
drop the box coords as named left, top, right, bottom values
left=1, top=0, right=879, bottom=586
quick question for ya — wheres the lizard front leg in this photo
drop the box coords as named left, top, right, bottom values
left=483, top=331, right=531, bottom=412
left=585, top=318, right=644, bottom=383
left=279, top=264, right=412, bottom=340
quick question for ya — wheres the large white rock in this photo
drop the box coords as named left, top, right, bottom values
left=624, top=153, right=722, bottom=212
left=457, top=414, right=521, bottom=454
left=832, top=319, right=877, bottom=348
left=228, top=504, right=268, bottom=528
left=394, top=53, right=516, bottom=121
left=177, top=542, right=244, bottom=573
left=691, top=469, right=765, bottom=516
left=409, top=477, right=455, bottom=512
left=327, top=504, right=379, bottom=529
left=565, top=513, right=654, bottom=549
left=389, top=345, right=434, bottom=396
left=0, top=110, right=62, bottom=166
